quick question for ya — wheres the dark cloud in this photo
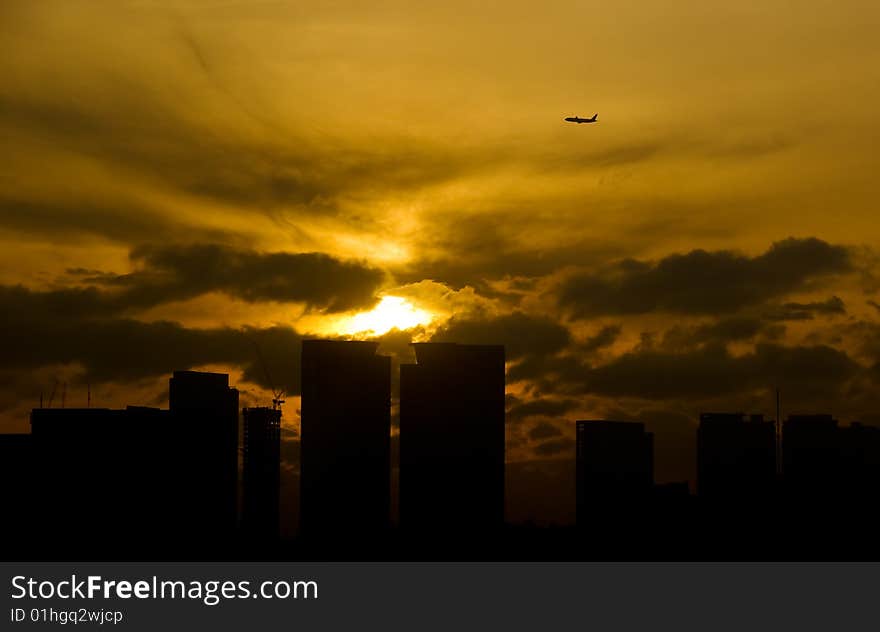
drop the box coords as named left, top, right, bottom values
left=581, top=324, right=622, bottom=353
left=16, top=244, right=384, bottom=316
left=660, top=316, right=780, bottom=349
left=392, top=204, right=626, bottom=291
left=839, top=320, right=880, bottom=365
left=0, top=284, right=305, bottom=393
left=691, top=316, right=766, bottom=342
left=571, top=343, right=860, bottom=401
left=514, top=336, right=862, bottom=405
left=528, top=421, right=563, bottom=441
left=506, top=324, right=621, bottom=386
left=507, top=353, right=584, bottom=386
left=0, top=88, right=497, bottom=233
left=0, top=284, right=111, bottom=322
left=558, top=238, right=851, bottom=318
left=507, top=396, right=579, bottom=422
left=0, top=196, right=238, bottom=245
left=534, top=437, right=574, bottom=457
left=66, top=268, right=117, bottom=280
left=767, top=296, right=846, bottom=321
left=396, top=233, right=624, bottom=293
left=106, top=243, right=385, bottom=312
left=430, top=311, right=570, bottom=361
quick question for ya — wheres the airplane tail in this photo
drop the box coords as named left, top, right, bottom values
left=591, top=113, right=598, bottom=121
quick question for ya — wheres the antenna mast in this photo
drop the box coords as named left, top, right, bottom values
left=775, top=387, right=782, bottom=476
left=47, top=379, right=58, bottom=408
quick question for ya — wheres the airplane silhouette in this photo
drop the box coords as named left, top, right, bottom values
left=565, top=114, right=598, bottom=124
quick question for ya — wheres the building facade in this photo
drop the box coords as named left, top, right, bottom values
left=300, top=340, right=391, bottom=536
left=399, top=343, right=505, bottom=533
left=576, top=420, right=654, bottom=527
left=242, top=406, right=282, bottom=539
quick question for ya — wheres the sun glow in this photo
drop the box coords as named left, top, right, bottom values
left=342, top=295, right=433, bottom=336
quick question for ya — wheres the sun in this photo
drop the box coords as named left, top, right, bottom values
left=342, top=296, right=433, bottom=336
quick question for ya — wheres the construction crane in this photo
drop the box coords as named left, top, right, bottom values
left=251, top=339, right=285, bottom=412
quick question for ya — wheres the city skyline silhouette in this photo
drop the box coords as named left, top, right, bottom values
left=1, top=339, right=879, bottom=561
left=2, top=1, right=880, bottom=567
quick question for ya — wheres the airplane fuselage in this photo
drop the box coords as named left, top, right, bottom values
left=565, top=116, right=597, bottom=124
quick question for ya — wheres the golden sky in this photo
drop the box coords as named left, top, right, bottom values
left=2, top=0, right=880, bottom=523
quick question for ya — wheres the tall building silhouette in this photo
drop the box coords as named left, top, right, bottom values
left=30, top=406, right=172, bottom=549
left=839, top=422, right=880, bottom=494
left=576, top=420, right=653, bottom=527
left=0, top=433, right=34, bottom=544
left=838, top=422, right=880, bottom=535
left=300, top=340, right=391, bottom=536
left=26, top=372, right=238, bottom=552
left=697, top=413, right=776, bottom=504
left=168, top=370, right=240, bottom=542
left=399, top=343, right=505, bottom=533
left=242, top=406, right=281, bottom=539
left=782, top=414, right=840, bottom=507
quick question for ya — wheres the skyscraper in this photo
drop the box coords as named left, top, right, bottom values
left=576, top=420, right=653, bottom=527
left=697, top=413, right=776, bottom=504
left=399, top=343, right=505, bottom=533
left=169, top=370, right=240, bottom=542
left=24, top=371, right=239, bottom=555
left=300, top=340, right=391, bottom=536
left=242, top=406, right=282, bottom=539
left=782, top=414, right=840, bottom=506
left=838, top=422, right=880, bottom=535
left=0, top=433, right=34, bottom=545
left=839, top=422, right=880, bottom=494
left=29, top=406, right=171, bottom=551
